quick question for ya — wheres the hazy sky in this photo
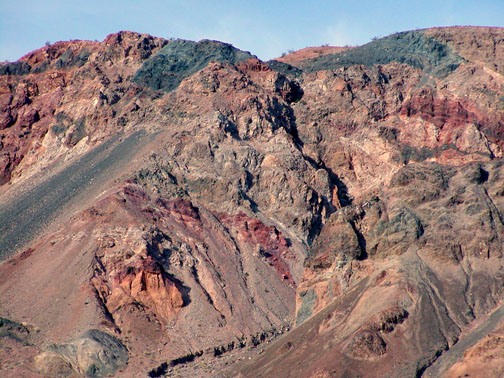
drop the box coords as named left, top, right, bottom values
left=1, top=0, right=503, bottom=62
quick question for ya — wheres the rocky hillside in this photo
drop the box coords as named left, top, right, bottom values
left=0, top=26, right=504, bottom=377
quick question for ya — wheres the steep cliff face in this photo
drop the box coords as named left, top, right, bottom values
left=239, top=27, right=504, bottom=378
left=1, top=27, right=504, bottom=377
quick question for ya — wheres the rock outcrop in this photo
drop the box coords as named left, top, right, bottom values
left=35, top=329, right=128, bottom=377
left=1, top=26, right=504, bottom=377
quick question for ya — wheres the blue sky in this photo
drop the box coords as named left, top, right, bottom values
left=1, top=0, right=503, bottom=62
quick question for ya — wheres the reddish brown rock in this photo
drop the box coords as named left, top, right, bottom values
left=219, top=212, right=296, bottom=286
left=276, top=46, right=353, bottom=66
left=105, top=256, right=184, bottom=320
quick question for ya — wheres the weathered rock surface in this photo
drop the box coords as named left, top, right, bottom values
left=35, top=329, right=128, bottom=377
left=1, top=26, right=504, bottom=377
left=240, top=160, right=504, bottom=377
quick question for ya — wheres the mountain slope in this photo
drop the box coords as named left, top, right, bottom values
left=1, top=27, right=504, bottom=377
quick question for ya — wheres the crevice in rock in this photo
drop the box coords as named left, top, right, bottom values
left=349, top=220, right=368, bottom=260
left=483, top=187, right=504, bottom=226
left=460, top=255, right=475, bottom=320
left=298, top=153, right=353, bottom=247
left=303, top=154, right=352, bottom=209
left=91, top=285, right=121, bottom=334
left=189, top=265, right=226, bottom=324
left=213, top=214, right=250, bottom=291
